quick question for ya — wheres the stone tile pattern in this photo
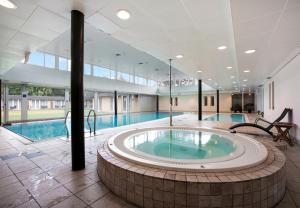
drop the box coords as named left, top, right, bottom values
left=98, top=140, right=286, bottom=208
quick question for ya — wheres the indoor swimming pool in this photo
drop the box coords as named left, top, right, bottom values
left=204, top=113, right=246, bottom=122
left=5, top=112, right=182, bottom=141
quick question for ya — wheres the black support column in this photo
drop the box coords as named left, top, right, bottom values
left=114, top=91, right=118, bottom=115
left=70, top=10, right=85, bottom=171
left=216, top=90, right=220, bottom=114
left=198, top=79, right=202, bottom=120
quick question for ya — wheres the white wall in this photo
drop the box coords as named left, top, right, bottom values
left=263, top=53, right=300, bottom=142
left=139, top=95, right=157, bottom=112
left=159, top=93, right=232, bottom=112
left=255, top=87, right=264, bottom=112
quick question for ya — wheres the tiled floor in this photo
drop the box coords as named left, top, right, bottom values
left=0, top=114, right=299, bottom=208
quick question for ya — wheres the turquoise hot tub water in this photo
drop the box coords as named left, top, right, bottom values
left=204, top=113, right=245, bottom=123
left=5, top=112, right=182, bottom=141
left=125, top=129, right=236, bottom=160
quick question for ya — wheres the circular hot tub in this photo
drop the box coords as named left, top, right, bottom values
left=97, top=127, right=286, bottom=208
left=108, top=127, right=268, bottom=172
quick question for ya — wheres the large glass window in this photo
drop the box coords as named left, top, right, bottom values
left=28, top=52, right=44, bottom=66
left=44, top=53, right=55, bottom=68
left=67, top=60, right=71, bottom=71
left=118, top=72, right=130, bottom=82
left=58, top=57, right=68, bottom=71
left=94, top=66, right=110, bottom=78
left=110, top=70, right=116, bottom=79
left=135, top=76, right=147, bottom=85
left=84, top=64, right=91, bottom=75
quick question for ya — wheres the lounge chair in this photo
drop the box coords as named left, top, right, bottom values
left=229, top=108, right=292, bottom=137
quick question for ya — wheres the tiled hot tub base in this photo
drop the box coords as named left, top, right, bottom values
left=97, top=140, right=286, bottom=208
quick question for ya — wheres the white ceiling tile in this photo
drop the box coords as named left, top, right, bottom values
left=0, top=10, right=25, bottom=30
left=8, top=32, right=47, bottom=51
left=0, top=26, right=17, bottom=45
left=86, top=12, right=120, bottom=34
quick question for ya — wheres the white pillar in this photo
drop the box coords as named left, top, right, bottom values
left=94, top=92, right=99, bottom=112
left=21, top=87, right=28, bottom=120
left=64, top=89, right=70, bottom=115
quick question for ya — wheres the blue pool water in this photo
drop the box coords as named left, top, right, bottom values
left=204, top=114, right=245, bottom=123
left=6, top=112, right=182, bottom=141
left=125, top=129, right=236, bottom=159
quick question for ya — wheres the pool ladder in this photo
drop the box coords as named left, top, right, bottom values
left=64, top=110, right=97, bottom=138
left=87, top=109, right=96, bottom=136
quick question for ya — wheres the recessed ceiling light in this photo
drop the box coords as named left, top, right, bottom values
left=245, top=49, right=256, bottom=54
left=176, top=54, right=183, bottom=59
left=0, top=0, right=17, bottom=9
left=197, top=70, right=202, bottom=73
left=243, top=70, right=251, bottom=73
left=230, top=76, right=235, bottom=79
left=243, top=79, right=248, bottom=82
left=208, top=78, right=212, bottom=81
left=117, top=9, right=131, bottom=20
left=226, top=66, right=232, bottom=69
left=242, top=84, right=247, bottom=87
left=218, top=46, right=227, bottom=50
left=232, top=81, right=236, bottom=84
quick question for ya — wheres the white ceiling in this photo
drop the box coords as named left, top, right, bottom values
left=41, top=24, right=189, bottom=82
left=1, top=0, right=300, bottom=92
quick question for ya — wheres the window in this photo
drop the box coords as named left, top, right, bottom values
left=211, top=96, right=214, bottom=106
left=110, top=70, right=116, bottom=79
left=28, top=52, right=44, bottom=66
left=135, top=76, right=147, bottom=85
left=44, top=53, right=55, bottom=68
left=94, top=66, right=110, bottom=78
left=58, top=57, right=68, bottom=71
left=84, top=64, right=91, bottom=75
left=204, top=96, right=208, bottom=106
left=148, top=80, right=157, bottom=87
left=118, top=72, right=130, bottom=82
left=67, top=60, right=71, bottom=71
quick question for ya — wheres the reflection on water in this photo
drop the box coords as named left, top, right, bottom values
left=125, top=130, right=236, bottom=159
left=6, top=112, right=182, bottom=141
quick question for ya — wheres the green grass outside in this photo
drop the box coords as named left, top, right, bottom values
left=8, top=109, right=65, bottom=121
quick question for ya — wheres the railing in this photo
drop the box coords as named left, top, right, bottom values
left=87, top=109, right=96, bottom=136
left=64, top=111, right=71, bottom=138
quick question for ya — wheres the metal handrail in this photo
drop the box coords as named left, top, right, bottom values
left=87, top=109, right=96, bottom=136
left=64, top=111, right=71, bottom=138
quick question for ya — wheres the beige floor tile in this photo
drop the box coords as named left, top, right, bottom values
left=16, top=167, right=44, bottom=181
left=0, top=181, right=26, bottom=198
left=0, top=189, right=32, bottom=208
left=64, top=176, right=95, bottom=194
left=91, top=193, right=126, bottom=208
left=35, top=185, right=72, bottom=208
left=76, top=182, right=108, bottom=204
left=0, top=174, right=19, bottom=188
left=51, top=196, right=87, bottom=208
left=0, top=165, right=13, bottom=178
left=16, top=199, right=40, bottom=208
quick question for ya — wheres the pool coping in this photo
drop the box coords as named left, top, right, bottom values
left=107, top=126, right=269, bottom=172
